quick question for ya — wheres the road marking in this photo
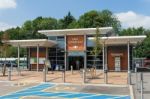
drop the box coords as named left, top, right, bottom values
left=0, top=83, right=130, bottom=99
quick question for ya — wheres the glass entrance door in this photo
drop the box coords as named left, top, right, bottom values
left=68, top=56, right=84, bottom=70
left=115, top=56, right=121, bottom=71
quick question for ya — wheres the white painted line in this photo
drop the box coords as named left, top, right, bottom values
left=129, top=85, right=135, bottom=99
left=79, top=94, right=102, bottom=99
left=107, top=95, right=129, bottom=99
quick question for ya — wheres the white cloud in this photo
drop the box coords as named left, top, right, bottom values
left=0, top=0, right=17, bottom=9
left=116, top=11, right=150, bottom=29
left=0, top=22, right=16, bottom=31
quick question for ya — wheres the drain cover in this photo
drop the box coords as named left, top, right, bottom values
left=12, top=83, right=26, bottom=86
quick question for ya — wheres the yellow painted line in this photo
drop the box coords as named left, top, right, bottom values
left=20, top=96, right=25, bottom=99
left=42, top=84, right=58, bottom=92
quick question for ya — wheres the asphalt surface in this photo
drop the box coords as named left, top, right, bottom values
left=131, top=72, right=150, bottom=99
left=0, top=82, right=130, bottom=99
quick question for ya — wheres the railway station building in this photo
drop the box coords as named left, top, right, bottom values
left=4, top=27, right=146, bottom=72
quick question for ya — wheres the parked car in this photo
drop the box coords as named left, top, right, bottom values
left=2, top=61, right=17, bottom=67
left=144, top=59, right=150, bottom=68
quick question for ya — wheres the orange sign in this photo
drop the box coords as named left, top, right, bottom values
left=67, top=35, right=84, bottom=51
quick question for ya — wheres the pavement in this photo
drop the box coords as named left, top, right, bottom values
left=0, top=69, right=132, bottom=99
left=131, top=72, right=150, bottom=99
left=0, top=69, right=128, bottom=85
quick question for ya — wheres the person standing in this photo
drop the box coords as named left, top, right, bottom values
left=76, top=59, right=80, bottom=70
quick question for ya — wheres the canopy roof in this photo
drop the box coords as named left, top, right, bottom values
left=3, top=39, right=57, bottom=48
left=89, top=35, right=146, bottom=45
left=38, top=27, right=114, bottom=36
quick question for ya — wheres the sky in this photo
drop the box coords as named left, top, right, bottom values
left=0, top=0, right=150, bottom=31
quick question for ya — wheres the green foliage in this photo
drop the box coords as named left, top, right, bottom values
left=119, top=27, right=145, bottom=36
left=91, top=27, right=102, bottom=56
left=135, top=31, right=150, bottom=58
left=78, top=10, right=121, bottom=33
left=58, top=12, right=77, bottom=29
left=119, top=27, right=150, bottom=58
left=91, top=28, right=102, bottom=66
left=0, top=10, right=122, bottom=57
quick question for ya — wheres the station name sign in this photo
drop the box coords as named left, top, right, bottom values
left=67, top=35, right=84, bottom=51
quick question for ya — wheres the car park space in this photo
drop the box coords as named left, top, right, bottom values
left=0, top=83, right=130, bottom=99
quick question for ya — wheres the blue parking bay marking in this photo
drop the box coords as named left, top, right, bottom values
left=61, top=93, right=95, bottom=98
left=0, top=83, right=55, bottom=99
left=81, top=95, right=130, bottom=99
left=113, top=96, right=130, bottom=99
left=37, top=92, right=73, bottom=97
left=0, top=83, right=130, bottom=99
left=81, top=95, right=118, bottom=99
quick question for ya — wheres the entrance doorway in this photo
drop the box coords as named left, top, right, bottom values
left=68, top=56, right=84, bottom=70
left=114, top=56, right=121, bottom=71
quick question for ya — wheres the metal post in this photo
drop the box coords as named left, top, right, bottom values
left=28, top=48, right=31, bottom=70
left=83, top=69, right=85, bottom=84
left=127, top=41, right=131, bottom=85
left=71, top=65, right=73, bottom=74
left=64, top=35, right=67, bottom=83
left=104, top=65, right=108, bottom=84
left=135, top=67, right=139, bottom=90
left=102, top=44, right=105, bottom=72
left=46, top=47, right=48, bottom=74
left=18, top=45, right=21, bottom=76
left=64, top=35, right=67, bottom=71
left=105, top=46, right=107, bottom=69
left=37, top=44, right=39, bottom=72
left=43, top=68, right=46, bottom=82
left=8, top=68, right=11, bottom=81
left=104, top=45, right=108, bottom=84
left=62, top=70, right=65, bottom=83
left=11, top=61, right=13, bottom=71
left=140, top=72, right=143, bottom=99
left=84, top=34, right=87, bottom=82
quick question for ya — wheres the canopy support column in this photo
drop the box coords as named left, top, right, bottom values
left=103, top=44, right=105, bottom=71
left=46, top=47, right=48, bottom=60
left=28, top=48, right=31, bottom=70
left=37, top=44, right=39, bottom=72
left=64, top=35, right=67, bottom=71
left=128, top=41, right=131, bottom=85
left=83, top=34, right=87, bottom=83
left=84, top=34, right=87, bottom=70
left=17, top=45, right=20, bottom=75
left=105, top=45, right=108, bottom=70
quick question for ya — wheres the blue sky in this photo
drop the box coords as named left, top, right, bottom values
left=0, top=0, right=150, bottom=30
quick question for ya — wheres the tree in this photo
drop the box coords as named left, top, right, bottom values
left=119, top=27, right=150, bottom=58
left=58, top=12, right=77, bottom=29
left=119, top=27, right=145, bottom=36
left=135, top=32, right=150, bottom=58
left=1, top=32, right=10, bottom=76
left=78, top=10, right=121, bottom=33
left=91, top=27, right=102, bottom=68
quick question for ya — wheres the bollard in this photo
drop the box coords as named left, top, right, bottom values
left=43, top=69, right=46, bottom=82
left=62, top=70, right=65, bottom=83
left=104, top=69, right=108, bottom=84
left=135, top=67, right=139, bottom=90
left=140, top=72, right=143, bottom=99
left=8, top=68, right=11, bottom=81
left=18, top=68, right=21, bottom=76
left=46, top=67, right=48, bottom=74
left=128, top=70, right=131, bottom=85
left=130, top=70, right=132, bottom=84
left=83, top=69, right=86, bottom=84
left=71, top=65, right=73, bottom=74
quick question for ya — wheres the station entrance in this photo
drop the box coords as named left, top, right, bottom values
left=68, top=56, right=84, bottom=70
